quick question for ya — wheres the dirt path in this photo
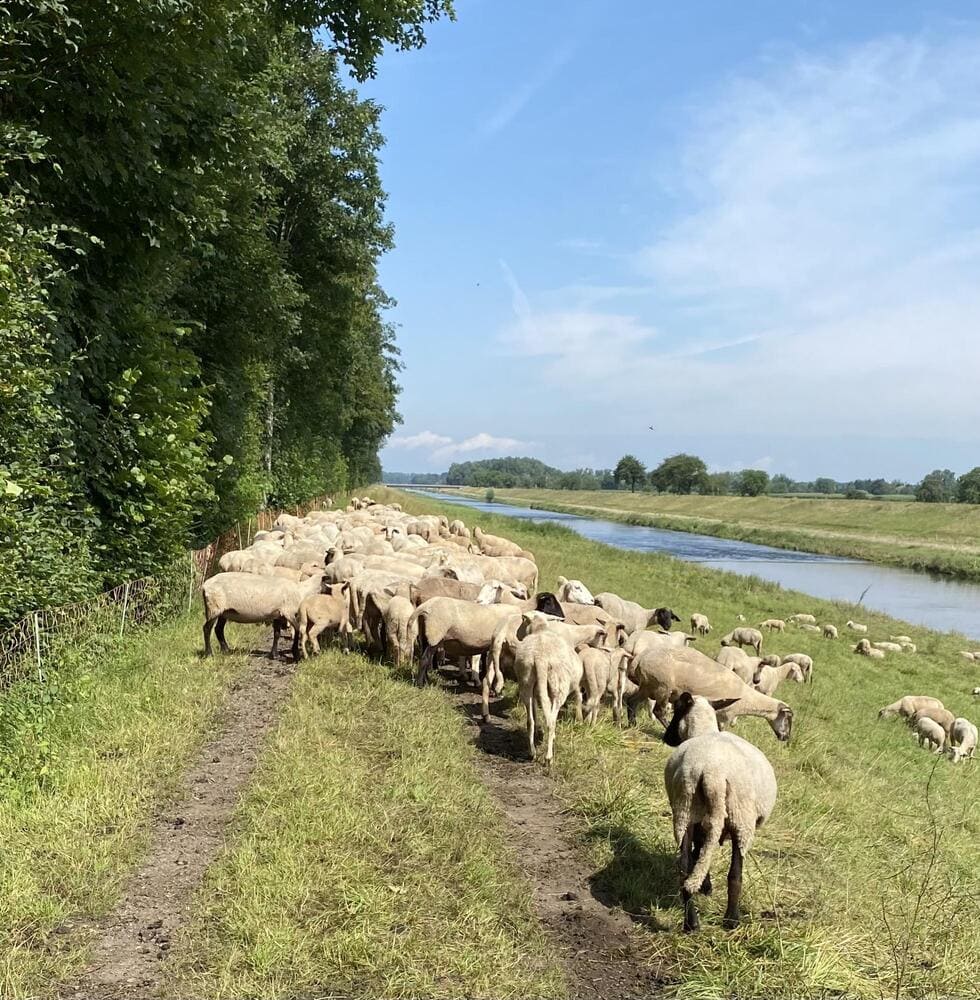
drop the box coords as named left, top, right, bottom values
left=448, top=681, right=662, bottom=1000
left=59, top=643, right=295, bottom=1000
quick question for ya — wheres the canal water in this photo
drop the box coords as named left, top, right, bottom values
left=412, top=491, right=980, bottom=639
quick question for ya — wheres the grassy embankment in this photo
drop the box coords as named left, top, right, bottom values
left=455, top=488, right=980, bottom=583
left=384, top=488, right=980, bottom=999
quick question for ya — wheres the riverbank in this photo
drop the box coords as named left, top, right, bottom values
left=450, top=488, right=980, bottom=583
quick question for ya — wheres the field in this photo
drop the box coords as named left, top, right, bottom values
left=1, top=488, right=977, bottom=999
left=452, top=488, right=980, bottom=582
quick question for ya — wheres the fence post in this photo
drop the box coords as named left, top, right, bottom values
left=119, top=582, right=131, bottom=638
left=188, top=552, right=196, bottom=612
left=33, top=611, right=42, bottom=681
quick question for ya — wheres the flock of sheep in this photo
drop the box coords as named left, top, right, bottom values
left=200, top=498, right=977, bottom=931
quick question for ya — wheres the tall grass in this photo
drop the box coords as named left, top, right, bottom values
left=389, top=488, right=980, bottom=999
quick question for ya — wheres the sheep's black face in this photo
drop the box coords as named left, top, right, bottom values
left=654, top=607, right=680, bottom=631
left=773, top=705, right=793, bottom=741
left=663, top=693, right=695, bottom=746
left=535, top=593, right=564, bottom=618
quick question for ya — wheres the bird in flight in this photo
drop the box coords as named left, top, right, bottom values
left=648, top=425, right=655, bottom=431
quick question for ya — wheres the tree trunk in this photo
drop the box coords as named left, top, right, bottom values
left=263, top=377, right=274, bottom=507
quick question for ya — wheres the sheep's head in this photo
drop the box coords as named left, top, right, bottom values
left=770, top=703, right=793, bottom=741
left=534, top=592, right=564, bottom=618
left=652, top=607, right=680, bottom=631
left=664, top=693, right=739, bottom=745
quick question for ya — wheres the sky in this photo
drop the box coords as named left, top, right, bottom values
left=355, top=1, right=980, bottom=481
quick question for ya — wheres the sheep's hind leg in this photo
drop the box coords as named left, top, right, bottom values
left=692, top=825, right=712, bottom=895
left=203, top=617, right=217, bottom=656
left=679, top=829, right=700, bottom=932
left=214, top=617, right=230, bottom=653
left=723, top=838, right=744, bottom=929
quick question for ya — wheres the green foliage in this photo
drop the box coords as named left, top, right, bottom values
left=648, top=453, right=708, bottom=494
left=447, top=457, right=564, bottom=488
left=916, top=469, right=957, bottom=503
left=484, top=488, right=495, bottom=503
left=735, top=468, right=770, bottom=496
left=614, top=454, right=646, bottom=493
left=956, top=466, right=980, bottom=504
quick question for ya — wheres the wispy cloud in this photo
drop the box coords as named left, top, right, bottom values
left=478, top=40, right=576, bottom=138
left=387, top=429, right=532, bottom=463
left=389, top=430, right=453, bottom=450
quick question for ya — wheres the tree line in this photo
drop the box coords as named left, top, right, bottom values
left=0, top=0, right=455, bottom=627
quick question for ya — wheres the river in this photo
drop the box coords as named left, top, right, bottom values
left=410, top=491, right=980, bottom=639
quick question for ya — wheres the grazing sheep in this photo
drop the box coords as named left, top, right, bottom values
left=448, top=519, right=469, bottom=537
left=627, top=645, right=793, bottom=740
left=626, top=629, right=697, bottom=658
left=780, top=653, right=814, bottom=683
left=890, top=635, right=912, bottom=644
left=973, top=687, right=980, bottom=697
left=960, top=651, right=976, bottom=661
left=758, top=619, right=786, bottom=633
left=555, top=576, right=595, bottom=605
left=872, top=641, right=904, bottom=653
left=878, top=695, right=945, bottom=721
left=716, top=646, right=762, bottom=685
left=579, top=646, right=633, bottom=724
left=948, top=718, right=978, bottom=762
left=854, top=638, right=885, bottom=659
left=557, top=602, right=626, bottom=649
left=298, top=583, right=353, bottom=658
left=202, top=571, right=327, bottom=659
left=752, top=662, right=805, bottom=697
left=899, top=641, right=917, bottom=654
left=720, top=628, right=764, bottom=657
left=384, top=595, right=416, bottom=668
left=846, top=620, right=868, bottom=633
left=473, top=526, right=532, bottom=560
left=690, top=613, right=712, bottom=636
left=914, top=716, right=946, bottom=753
left=663, top=693, right=778, bottom=932
left=593, top=592, right=680, bottom=633
left=822, top=624, right=839, bottom=640
left=798, top=623, right=822, bottom=634
left=788, top=614, right=817, bottom=624
left=909, top=706, right=956, bottom=739
left=736, top=614, right=746, bottom=622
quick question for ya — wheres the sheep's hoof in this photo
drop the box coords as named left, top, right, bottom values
left=722, top=914, right=740, bottom=930
left=699, top=875, right=712, bottom=896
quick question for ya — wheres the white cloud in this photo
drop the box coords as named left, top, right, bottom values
left=389, top=430, right=452, bottom=450
left=387, top=429, right=532, bottom=463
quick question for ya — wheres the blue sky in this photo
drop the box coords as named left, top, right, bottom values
left=357, top=1, right=980, bottom=480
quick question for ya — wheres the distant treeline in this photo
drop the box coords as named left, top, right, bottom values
left=386, top=455, right=980, bottom=504
left=1, top=1, right=455, bottom=626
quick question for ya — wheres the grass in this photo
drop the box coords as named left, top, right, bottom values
left=166, top=649, right=565, bottom=1000
left=0, top=611, right=249, bottom=998
left=385, top=487, right=980, bottom=1000
left=451, top=488, right=980, bottom=583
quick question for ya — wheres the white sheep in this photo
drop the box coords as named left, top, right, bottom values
left=690, top=613, right=711, bottom=636
left=719, top=627, right=764, bottom=656
left=797, top=623, right=822, bottom=634
left=854, top=638, right=885, bottom=659
left=555, top=576, right=595, bottom=605
left=384, top=595, right=416, bottom=668
left=297, top=582, right=353, bottom=657
left=973, top=687, right=980, bottom=697
left=753, top=661, right=805, bottom=697
left=757, top=619, right=785, bottom=633
left=736, top=614, right=746, bottom=622
left=879, top=695, right=945, bottom=721
left=914, top=716, right=946, bottom=754
left=846, top=620, right=868, bottom=633
left=780, top=653, right=814, bottom=683
left=948, top=718, right=978, bottom=762
left=663, top=693, right=778, bottom=931
left=890, top=635, right=912, bottom=644
left=579, top=646, right=633, bottom=725
left=788, top=613, right=816, bottom=624
left=872, top=641, right=904, bottom=653
left=822, top=624, right=838, bottom=640
left=960, top=651, right=976, bottom=661
left=593, top=593, right=680, bottom=633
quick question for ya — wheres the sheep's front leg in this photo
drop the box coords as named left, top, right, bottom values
left=203, top=617, right=216, bottom=656
left=723, top=839, right=744, bottom=929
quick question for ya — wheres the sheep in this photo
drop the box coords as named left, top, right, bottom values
left=914, top=716, right=946, bottom=753
left=473, top=526, right=531, bottom=559
left=798, top=623, right=822, bottom=634
left=297, top=582, right=353, bottom=658
left=960, top=651, right=976, bottom=661
left=513, top=626, right=588, bottom=764
left=555, top=576, right=595, bottom=605
left=846, top=620, right=868, bottom=633
left=854, top=638, right=885, bottom=659
left=822, top=624, right=839, bottom=640
left=556, top=602, right=626, bottom=649
left=872, top=641, right=904, bottom=653
left=758, top=619, right=785, bottom=633
left=719, top=628, right=764, bottom=657
left=736, top=614, right=746, bottom=622
left=465, top=553, right=539, bottom=593
left=626, top=629, right=697, bottom=658
left=908, top=706, right=956, bottom=739
left=448, top=518, right=468, bottom=537
left=788, top=613, right=816, bottom=624
left=409, top=597, right=523, bottom=685
left=890, top=635, right=912, bottom=644
left=973, top=687, right=980, bottom=697
left=384, top=595, right=416, bottom=668
left=780, top=653, right=814, bottom=683
left=899, top=642, right=917, bottom=654
left=715, top=646, right=761, bottom=685
left=878, top=695, right=945, bottom=721
left=593, top=593, right=680, bottom=634
left=626, top=644, right=793, bottom=740
left=579, top=646, right=633, bottom=725
left=690, top=613, right=711, bottom=636
left=752, top=662, right=805, bottom=697
left=663, top=693, right=778, bottom=932
left=202, top=571, right=327, bottom=659
left=948, top=718, right=978, bottom=762
left=275, top=544, right=328, bottom=571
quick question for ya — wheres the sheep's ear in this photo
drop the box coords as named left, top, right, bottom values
left=674, top=691, right=695, bottom=713
left=710, top=697, right=740, bottom=712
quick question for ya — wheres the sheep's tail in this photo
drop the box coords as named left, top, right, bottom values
left=683, top=772, right=728, bottom=894
left=534, top=657, right=553, bottom=727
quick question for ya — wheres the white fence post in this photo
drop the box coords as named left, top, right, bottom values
left=33, top=611, right=42, bottom=681
left=119, top=582, right=131, bottom=638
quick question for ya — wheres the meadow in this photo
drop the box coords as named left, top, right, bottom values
left=454, top=488, right=980, bottom=582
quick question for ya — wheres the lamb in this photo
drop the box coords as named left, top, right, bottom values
left=384, top=595, right=416, bottom=668
left=690, top=613, right=711, bottom=636
left=878, top=695, right=945, bottom=721
left=719, top=628, right=764, bottom=657
left=593, top=593, right=680, bottom=634
left=409, top=597, right=523, bottom=685
left=202, top=571, right=327, bottom=659
left=752, top=662, right=805, bottom=697
left=948, top=718, right=978, bottom=762
left=579, top=646, right=633, bottom=724
left=846, top=620, right=868, bottom=633
left=297, top=582, right=353, bottom=658
left=788, top=613, right=816, bottom=624
left=780, top=653, right=814, bottom=683
left=758, top=619, right=785, bottom=633
left=914, top=716, right=946, bottom=753
left=822, top=624, right=839, bottom=640
left=663, top=693, right=778, bottom=931
left=448, top=519, right=469, bottom=537
left=854, top=638, right=885, bottom=659
left=555, top=576, right=595, bottom=605
left=626, top=644, right=793, bottom=740
left=872, top=641, right=904, bottom=653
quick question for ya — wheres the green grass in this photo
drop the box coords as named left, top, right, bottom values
left=385, top=488, right=980, bottom=1000
left=0, top=612, right=249, bottom=998
left=454, top=488, right=980, bottom=583
left=166, top=648, right=565, bottom=1000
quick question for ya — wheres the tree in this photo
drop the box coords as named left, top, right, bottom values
left=768, top=474, right=793, bottom=494
left=614, top=455, right=646, bottom=493
left=736, top=469, right=770, bottom=496
left=814, top=478, right=838, bottom=495
left=648, top=454, right=708, bottom=494
left=957, top=467, right=980, bottom=505
left=702, top=471, right=734, bottom=496
left=916, top=469, right=957, bottom=503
